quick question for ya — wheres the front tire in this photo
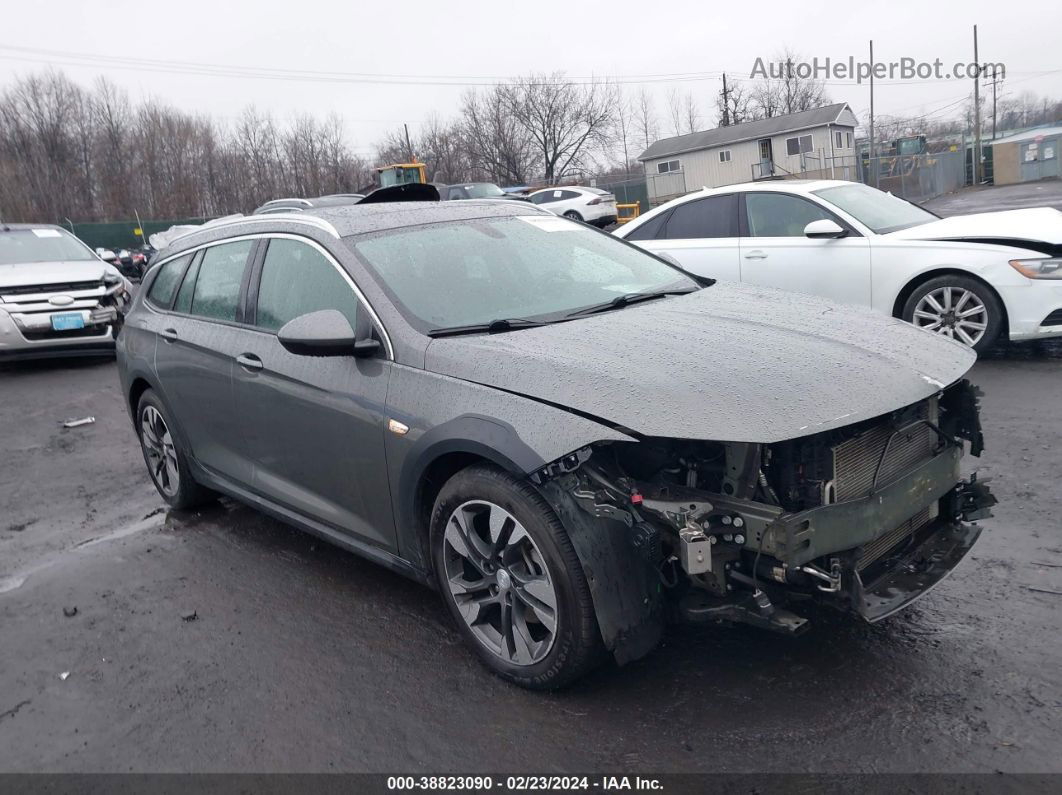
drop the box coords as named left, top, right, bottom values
left=430, top=464, right=603, bottom=689
left=136, top=389, right=214, bottom=510
left=902, top=275, right=1003, bottom=354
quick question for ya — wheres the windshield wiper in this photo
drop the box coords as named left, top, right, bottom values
left=427, top=318, right=550, bottom=337
left=565, top=288, right=698, bottom=319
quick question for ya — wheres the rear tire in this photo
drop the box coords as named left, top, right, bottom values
left=901, top=275, right=1003, bottom=354
left=430, top=464, right=603, bottom=689
left=136, top=389, right=214, bottom=510
left=563, top=210, right=583, bottom=222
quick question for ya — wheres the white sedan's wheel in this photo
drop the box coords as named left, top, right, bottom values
left=902, top=275, right=1003, bottom=354
left=912, top=286, right=988, bottom=347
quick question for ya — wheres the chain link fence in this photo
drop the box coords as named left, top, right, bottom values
left=857, top=151, right=966, bottom=203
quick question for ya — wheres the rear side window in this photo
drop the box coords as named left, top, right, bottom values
left=146, top=254, right=191, bottom=308
left=173, top=255, right=201, bottom=314
left=255, top=239, right=359, bottom=332
left=623, top=211, right=671, bottom=241
left=663, top=195, right=738, bottom=239
left=188, top=240, right=253, bottom=321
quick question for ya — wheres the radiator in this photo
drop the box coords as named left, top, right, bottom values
left=830, top=399, right=938, bottom=503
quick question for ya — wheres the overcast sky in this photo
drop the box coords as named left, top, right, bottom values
left=1, top=0, right=1059, bottom=157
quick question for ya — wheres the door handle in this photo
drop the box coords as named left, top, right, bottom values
left=744, top=250, right=768, bottom=260
left=160, top=327, right=178, bottom=342
left=236, top=353, right=263, bottom=372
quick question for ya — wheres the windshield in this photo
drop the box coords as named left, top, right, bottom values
left=350, top=215, right=697, bottom=333
left=812, top=183, right=938, bottom=234
left=0, top=228, right=97, bottom=265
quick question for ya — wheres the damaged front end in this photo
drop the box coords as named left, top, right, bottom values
left=532, top=379, right=996, bottom=661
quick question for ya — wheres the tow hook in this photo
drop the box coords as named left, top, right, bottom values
left=800, top=559, right=842, bottom=593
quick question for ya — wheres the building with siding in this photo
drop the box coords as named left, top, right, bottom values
left=990, top=125, right=1062, bottom=185
left=638, top=103, right=859, bottom=202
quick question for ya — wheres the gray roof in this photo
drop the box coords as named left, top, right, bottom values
left=989, top=125, right=1062, bottom=146
left=638, top=103, right=854, bottom=162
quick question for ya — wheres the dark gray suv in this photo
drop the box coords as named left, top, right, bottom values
left=117, top=200, right=995, bottom=688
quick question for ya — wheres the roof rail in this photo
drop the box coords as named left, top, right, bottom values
left=261, top=198, right=313, bottom=207
left=168, top=213, right=341, bottom=246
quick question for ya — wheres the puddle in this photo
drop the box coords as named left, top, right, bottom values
left=0, top=509, right=168, bottom=595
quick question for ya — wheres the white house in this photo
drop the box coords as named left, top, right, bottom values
left=638, top=103, right=859, bottom=202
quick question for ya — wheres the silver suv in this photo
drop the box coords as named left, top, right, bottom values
left=0, top=223, right=132, bottom=361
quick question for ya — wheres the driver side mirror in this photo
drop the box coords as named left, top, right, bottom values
left=98, top=249, right=116, bottom=260
left=804, top=219, right=848, bottom=239
left=277, top=309, right=379, bottom=358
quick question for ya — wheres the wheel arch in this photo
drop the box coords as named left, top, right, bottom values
left=891, top=267, right=1010, bottom=334
left=397, top=416, right=545, bottom=577
left=128, top=375, right=154, bottom=417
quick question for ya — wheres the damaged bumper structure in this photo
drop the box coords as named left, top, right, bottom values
left=532, top=379, right=995, bottom=661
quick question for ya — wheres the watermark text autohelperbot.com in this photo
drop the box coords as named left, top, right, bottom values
left=750, top=57, right=1005, bottom=83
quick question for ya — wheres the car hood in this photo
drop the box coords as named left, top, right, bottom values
left=0, top=260, right=110, bottom=289
left=424, top=282, right=976, bottom=443
left=887, top=207, right=1062, bottom=247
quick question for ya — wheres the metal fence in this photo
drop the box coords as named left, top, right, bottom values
left=857, top=151, right=965, bottom=203
left=60, top=216, right=217, bottom=251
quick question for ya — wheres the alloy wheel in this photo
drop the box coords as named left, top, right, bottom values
left=140, top=405, right=180, bottom=497
left=912, top=286, right=988, bottom=347
left=442, top=500, right=559, bottom=666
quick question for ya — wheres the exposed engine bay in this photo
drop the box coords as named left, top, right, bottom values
left=534, top=379, right=996, bottom=645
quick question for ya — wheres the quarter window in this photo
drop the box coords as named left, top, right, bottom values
left=657, top=159, right=681, bottom=174
left=146, top=253, right=191, bottom=308
left=188, top=240, right=253, bottom=322
left=745, top=193, right=835, bottom=237
left=785, top=134, right=813, bottom=156
left=255, top=238, right=359, bottom=332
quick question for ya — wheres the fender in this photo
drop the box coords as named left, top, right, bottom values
left=394, top=414, right=546, bottom=571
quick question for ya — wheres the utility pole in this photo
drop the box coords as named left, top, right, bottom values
left=720, top=73, right=731, bottom=126
left=985, top=65, right=1003, bottom=140
left=868, top=40, right=876, bottom=187
left=403, top=123, right=414, bottom=162
left=973, top=25, right=982, bottom=184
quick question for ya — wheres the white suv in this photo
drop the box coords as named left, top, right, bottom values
left=529, top=186, right=618, bottom=228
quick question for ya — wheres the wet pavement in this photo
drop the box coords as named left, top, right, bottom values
left=924, top=180, right=1062, bottom=215
left=1, top=337, right=1061, bottom=774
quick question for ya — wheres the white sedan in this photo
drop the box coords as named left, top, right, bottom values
left=613, top=179, right=1062, bottom=352
left=529, top=186, right=618, bottom=228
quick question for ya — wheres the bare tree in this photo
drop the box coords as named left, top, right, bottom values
left=635, top=88, right=658, bottom=151
left=665, top=87, right=684, bottom=136
left=716, top=79, right=756, bottom=126
left=504, top=73, right=615, bottom=183
left=682, top=91, right=701, bottom=134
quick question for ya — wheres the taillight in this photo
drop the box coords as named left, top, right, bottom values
left=588, top=195, right=614, bottom=205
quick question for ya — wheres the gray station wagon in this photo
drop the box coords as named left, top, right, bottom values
left=117, top=200, right=995, bottom=688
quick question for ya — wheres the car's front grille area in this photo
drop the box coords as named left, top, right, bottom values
left=831, top=400, right=937, bottom=502
left=857, top=504, right=936, bottom=572
left=1041, top=308, right=1062, bottom=327
left=1, top=280, right=102, bottom=298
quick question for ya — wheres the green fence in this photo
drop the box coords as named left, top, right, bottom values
left=60, top=216, right=216, bottom=251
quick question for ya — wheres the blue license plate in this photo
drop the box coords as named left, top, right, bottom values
left=51, top=313, right=85, bottom=331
